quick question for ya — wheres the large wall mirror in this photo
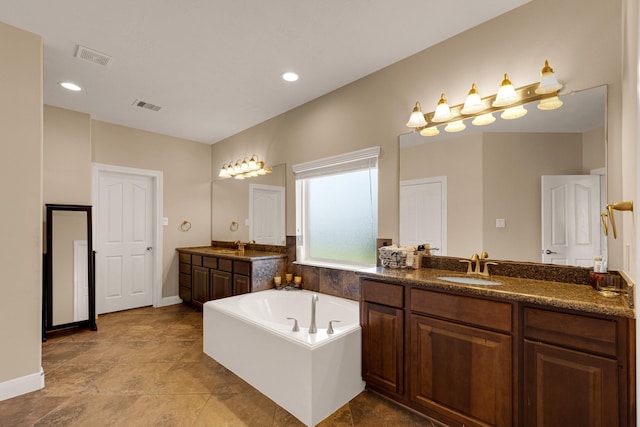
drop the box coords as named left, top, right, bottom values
left=399, top=85, right=606, bottom=266
left=44, top=204, right=97, bottom=340
left=211, top=163, right=286, bottom=245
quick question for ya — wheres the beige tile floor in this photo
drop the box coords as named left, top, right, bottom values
left=1, top=303, right=445, bottom=426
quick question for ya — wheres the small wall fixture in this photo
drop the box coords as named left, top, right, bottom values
left=218, top=154, right=272, bottom=180
left=601, top=201, right=633, bottom=239
left=406, top=60, right=563, bottom=136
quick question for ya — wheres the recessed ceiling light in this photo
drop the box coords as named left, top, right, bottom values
left=281, top=72, right=299, bottom=82
left=58, top=81, right=82, bottom=92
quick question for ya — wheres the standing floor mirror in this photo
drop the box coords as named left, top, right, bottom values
left=43, top=204, right=97, bottom=341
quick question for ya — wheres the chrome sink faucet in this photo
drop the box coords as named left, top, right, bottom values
left=309, top=293, right=318, bottom=334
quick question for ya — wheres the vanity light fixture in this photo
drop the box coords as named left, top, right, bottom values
left=535, top=60, right=563, bottom=94
left=432, top=93, right=454, bottom=122
left=444, top=120, right=466, bottom=133
left=461, top=83, right=485, bottom=115
left=492, top=74, right=517, bottom=107
left=406, top=102, right=428, bottom=128
left=405, top=59, right=563, bottom=137
left=218, top=154, right=272, bottom=179
left=472, top=112, right=496, bottom=126
left=501, top=105, right=528, bottom=120
left=537, top=95, right=563, bottom=110
left=420, top=126, right=440, bottom=136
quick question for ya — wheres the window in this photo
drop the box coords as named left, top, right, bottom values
left=293, top=147, right=379, bottom=268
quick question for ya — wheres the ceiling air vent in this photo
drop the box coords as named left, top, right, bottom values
left=75, top=45, right=112, bottom=67
left=132, top=99, right=162, bottom=112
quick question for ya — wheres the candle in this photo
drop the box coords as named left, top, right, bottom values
left=294, top=276, right=302, bottom=285
left=274, top=276, right=282, bottom=286
left=285, top=273, right=293, bottom=283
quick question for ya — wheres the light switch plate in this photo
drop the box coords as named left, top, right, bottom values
left=496, top=218, right=506, bottom=228
left=162, top=217, right=169, bottom=226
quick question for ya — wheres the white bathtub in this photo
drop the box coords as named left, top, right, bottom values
left=203, top=289, right=364, bottom=426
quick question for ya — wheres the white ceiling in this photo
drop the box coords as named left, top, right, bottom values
left=0, top=0, right=529, bottom=144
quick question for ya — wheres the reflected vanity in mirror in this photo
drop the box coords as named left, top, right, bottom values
left=399, top=85, right=607, bottom=267
left=211, top=163, right=286, bottom=245
left=43, top=204, right=97, bottom=341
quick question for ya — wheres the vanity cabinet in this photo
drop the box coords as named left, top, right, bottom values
left=523, top=307, right=625, bottom=427
left=177, top=249, right=285, bottom=309
left=358, top=276, right=633, bottom=427
left=361, top=280, right=404, bottom=397
left=409, top=288, right=513, bottom=427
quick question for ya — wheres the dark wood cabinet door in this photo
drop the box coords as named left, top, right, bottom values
left=211, top=269, right=232, bottom=300
left=233, top=274, right=250, bottom=295
left=361, top=301, right=404, bottom=396
left=524, top=340, right=618, bottom=427
left=191, top=265, right=209, bottom=308
left=410, top=314, right=512, bottom=427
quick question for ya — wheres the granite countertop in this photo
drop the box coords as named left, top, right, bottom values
left=177, top=246, right=287, bottom=261
left=357, top=267, right=635, bottom=319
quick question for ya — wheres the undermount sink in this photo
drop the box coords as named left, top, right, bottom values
left=437, top=276, right=501, bottom=286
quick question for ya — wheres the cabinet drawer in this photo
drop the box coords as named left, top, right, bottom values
left=202, top=256, right=217, bottom=269
left=218, top=258, right=233, bottom=272
left=179, top=253, right=191, bottom=263
left=234, top=260, right=250, bottom=276
left=179, top=262, right=191, bottom=275
left=524, top=307, right=617, bottom=357
left=192, top=255, right=203, bottom=266
left=410, top=288, right=512, bottom=333
left=179, top=273, right=191, bottom=288
left=361, top=280, right=404, bottom=308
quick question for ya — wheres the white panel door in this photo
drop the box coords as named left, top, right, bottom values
left=541, top=175, right=601, bottom=266
left=249, top=184, right=285, bottom=245
left=399, top=177, right=447, bottom=255
left=97, top=172, right=153, bottom=313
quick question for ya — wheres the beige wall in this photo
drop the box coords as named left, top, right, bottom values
left=483, top=132, right=584, bottom=261
left=400, top=133, right=483, bottom=256
left=0, top=22, right=43, bottom=388
left=91, top=120, right=212, bottom=298
left=210, top=0, right=625, bottom=269
left=43, top=106, right=92, bottom=204
left=583, top=127, right=606, bottom=173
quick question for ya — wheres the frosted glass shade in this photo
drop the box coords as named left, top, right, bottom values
left=444, top=120, right=466, bottom=132
left=472, top=113, right=496, bottom=126
left=537, top=96, right=563, bottom=110
left=461, top=83, right=486, bottom=115
left=535, top=60, right=563, bottom=94
left=406, top=102, right=428, bottom=128
left=501, top=105, right=528, bottom=120
left=493, top=74, right=517, bottom=107
left=420, top=126, right=440, bottom=136
left=432, top=93, right=454, bottom=122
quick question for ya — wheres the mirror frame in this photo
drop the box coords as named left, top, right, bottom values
left=43, top=204, right=97, bottom=341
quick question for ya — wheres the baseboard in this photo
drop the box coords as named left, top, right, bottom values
left=0, top=368, right=44, bottom=401
left=158, top=296, right=182, bottom=307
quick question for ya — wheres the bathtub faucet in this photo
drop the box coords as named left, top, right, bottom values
left=309, top=293, right=319, bottom=334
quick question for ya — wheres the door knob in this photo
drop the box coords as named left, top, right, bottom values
left=544, top=249, right=557, bottom=254
left=146, top=246, right=153, bottom=251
